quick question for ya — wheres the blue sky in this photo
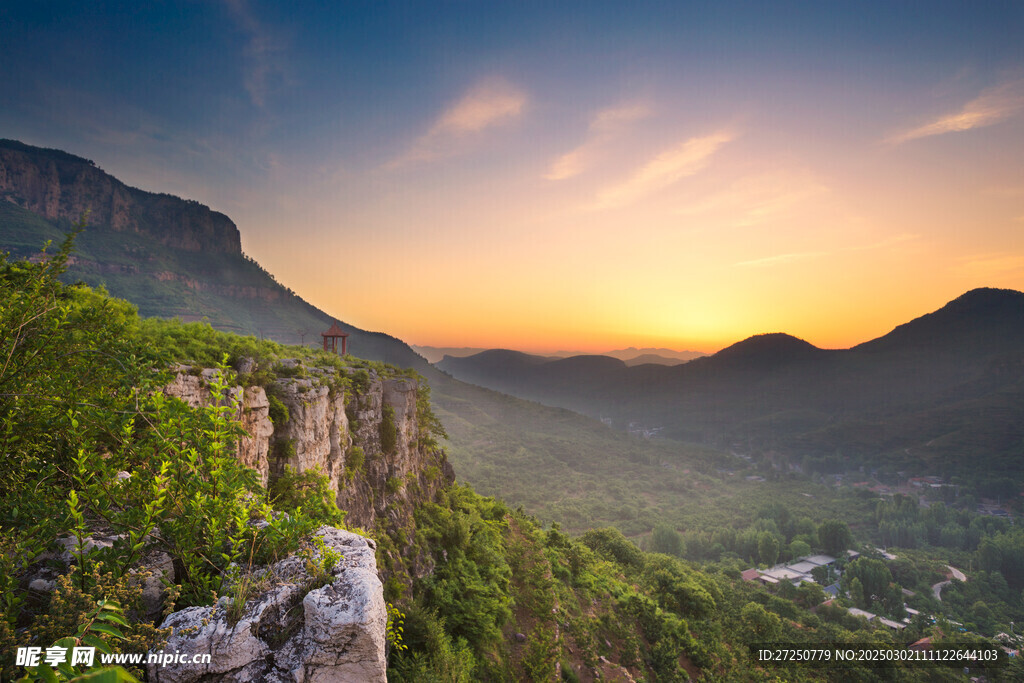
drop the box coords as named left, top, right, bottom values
left=3, top=1, right=1023, bottom=350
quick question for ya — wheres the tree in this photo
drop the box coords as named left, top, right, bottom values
left=739, top=603, right=782, bottom=642
left=849, top=577, right=866, bottom=609
left=651, top=524, right=684, bottom=557
left=818, top=519, right=852, bottom=556
left=758, top=532, right=780, bottom=566
left=843, top=558, right=893, bottom=611
left=811, top=564, right=832, bottom=586
left=789, top=539, right=811, bottom=561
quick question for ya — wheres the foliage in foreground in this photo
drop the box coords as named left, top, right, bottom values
left=0, top=231, right=335, bottom=680
left=3, top=232, right=1019, bottom=681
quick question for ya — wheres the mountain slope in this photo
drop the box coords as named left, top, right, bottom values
left=0, top=139, right=733, bottom=537
left=0, top=139, right=424, bottom=368
left=440, top=290, right=1024, bottom=483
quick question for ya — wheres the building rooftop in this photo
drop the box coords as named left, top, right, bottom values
left=878, top=617, right=906, bottom=630
left=764, top=567, right=808, bottom=581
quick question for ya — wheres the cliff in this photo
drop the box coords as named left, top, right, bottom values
left=164, top=358, right=453, bottom=566
left=0, top=139, right=241, bottom=253
left=153, top=358, right=453, bottom=680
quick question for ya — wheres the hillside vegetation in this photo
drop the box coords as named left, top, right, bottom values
left=8, top=232, right=1016, bottom=681
left=438, top=292, right=1024, bottom=495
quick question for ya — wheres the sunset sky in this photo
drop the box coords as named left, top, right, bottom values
left=2, top=1, right=1023, bottom=353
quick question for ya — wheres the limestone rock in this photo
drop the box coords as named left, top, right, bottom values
left=163, top=370, right=274, bottom=485
left=138, top=550, right=175, bottom=622
left=269, top=376, right=349, bottom=494
left=149, top=527, right=386, bottom=683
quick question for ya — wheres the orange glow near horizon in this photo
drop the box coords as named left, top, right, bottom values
left=6, top=4, right=1022, bottom=360
left=231, top=79, right=1024, bottom=358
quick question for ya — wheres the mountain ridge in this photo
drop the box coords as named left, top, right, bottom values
left=0, top=139, right=426, bottom=368
left=0, top=138, right=241, bottom=253
left=439, top=288, right=1024, bottom=483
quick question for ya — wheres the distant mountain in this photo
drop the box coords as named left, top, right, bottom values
left=440, top=290, right=1024, bottom=484
left=0, top=139, right=240, bottom=253
left=855, top=287, right=1024, bottom=355
left=622, top=354, right=689, bottom=367
left=415, top=344, right=705, bottom=365
left=705, top=333, right=824, bottom=369
left=0, top=139, right=424, bottom=368
left=412, top=346, right=493, bottom=363
left=602, top=347, right=706, bottom=363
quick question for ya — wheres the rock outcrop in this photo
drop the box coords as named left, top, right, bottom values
left=0, top=139, right=241, bottom=253
left=150, top=527, right=386, bottom=683
left=163, top=368, right=274, bottom=485
left=162, top=360, right=453, bottom=578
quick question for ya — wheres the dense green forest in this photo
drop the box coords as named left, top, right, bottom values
left=3, top=230, right=1023, bottom=681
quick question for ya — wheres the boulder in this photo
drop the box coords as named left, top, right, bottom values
left=149, top=527, right=386, bottom=683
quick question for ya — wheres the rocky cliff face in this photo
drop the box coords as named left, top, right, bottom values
left=0, top=139, right=241, bottom=253
left=157, top=361, right=453, bottom=680
left=163, top=367, right=275, bottom=482
left=164, top=360, right=453, bottom=552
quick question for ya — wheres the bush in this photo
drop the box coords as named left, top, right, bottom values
left=267, top=391, right=290, bottom=426
left=271, top=466, right=346, bottom=527
left=344, top=446, right=366, bottom=482
left=381, top=404, right=398, bottom=454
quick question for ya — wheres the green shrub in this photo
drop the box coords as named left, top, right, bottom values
left=344, top=446, right=366, bottom=482
left=302, top=534, right=343, bottom=590
left=267, top=392, right=290, bottom=426
left=381, top=404, right=398, bottom=454
left=271, top=466, right=346, bottom=527
left=349, top=368, right=371, bottom=394
left=274, top=438, right=297, bottom=461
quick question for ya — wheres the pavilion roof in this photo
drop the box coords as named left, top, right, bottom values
left=322, top=322, right=349, bottom=338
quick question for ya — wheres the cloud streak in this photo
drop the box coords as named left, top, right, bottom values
left=544, top=103, right=650, bottom=180
left=957, top=253, right=1024, bottom=277
left=223, top=0, right=288, bottom=108
left=733, top=233, right=920, bottom=269
left=389, top=78, right=526, bottom=168
left=888, top=80, right=1024, bottom=144
left=592, top=130, right=735, bottom=209
left=675, top=170, right=829, bottom=227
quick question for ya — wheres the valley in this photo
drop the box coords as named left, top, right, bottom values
left=3, top=139, right=1024, bottom=680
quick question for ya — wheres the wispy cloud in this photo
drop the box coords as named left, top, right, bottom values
left=957, top=253, right=1024, bottom=277
left=848, top=233, right=919, bottom=251
left=544, top=103, right=650, bottom=180
left=388, top=78, right=526, bottom=168
left=675, top=170, right=828, bottom=227
left=223, top=0, right=288, bottom=108
left=592, top=130, right=735, bottom=209
left=887, top=80, right=1024, bottom=144
left=733, top=234, right=919, bottom=269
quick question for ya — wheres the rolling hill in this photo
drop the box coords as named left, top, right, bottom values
left=440, top=289, right=1024, bottom=485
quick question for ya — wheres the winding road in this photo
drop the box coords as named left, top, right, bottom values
left=932, top=565, right=967, bottom=601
